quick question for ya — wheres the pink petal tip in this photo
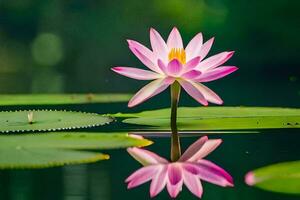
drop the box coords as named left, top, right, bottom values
left=229, top=51, right=235, bottom=55
left=216, top=138, right=223, bottom=145
left=245, top=172, right=255, bottom=186
left=171, top=26, right=179, bottom=31
left=127, top=39, right=133, bottom=44
left=111, top=67, right=121, bottom=72
left=202, top=135, right=209, bottom=141
left=128, top=102, right=134, bottom=108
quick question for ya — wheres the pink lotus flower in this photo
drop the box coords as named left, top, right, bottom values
left=112, top=27, right=238, bottom=107
left=126, top=136, right=234, bottom=198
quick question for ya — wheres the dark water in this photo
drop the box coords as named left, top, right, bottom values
left=0, top=101, right=299, bottom=200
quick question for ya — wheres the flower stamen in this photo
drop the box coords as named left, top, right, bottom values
left=168, top=48, right=186, bottom=64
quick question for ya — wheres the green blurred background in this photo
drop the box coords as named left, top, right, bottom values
left=0, top=0, right=299, bottom=107
left=0, top=0, right=300, bottom=200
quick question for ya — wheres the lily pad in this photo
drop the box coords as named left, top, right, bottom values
left=113, top=107, right=300, bottom=131
left=0, top=132, right=152, bottom=169
left=0, top=93, right=131, bottom=105
left=0, top=110, right=113, bottom=133
left=245, top=161, right=300, bottom=194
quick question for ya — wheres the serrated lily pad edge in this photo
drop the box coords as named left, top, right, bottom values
left=0, top=109, right=115, bottom=133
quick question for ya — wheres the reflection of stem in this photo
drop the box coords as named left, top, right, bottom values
left=170, top=81, right=181, bottom=162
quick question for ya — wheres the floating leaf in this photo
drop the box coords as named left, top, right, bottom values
left=113, top=107, right=300, bottom=131
left=0, top=148, right=109, bottom=169
left=0, top=132, right=152, bottom=169
left=245, top=161, right=300, bottom=194
left=0, top=110, right=113, bottom=133
left=0, top=93, right=131, bottom=105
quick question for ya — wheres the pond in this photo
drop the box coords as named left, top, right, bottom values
left=0, top=101, right=299, bottom=200
left=0, top=1, right=299, bottom=198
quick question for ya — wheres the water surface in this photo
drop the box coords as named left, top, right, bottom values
left=0, top=129, right=299, bottom=200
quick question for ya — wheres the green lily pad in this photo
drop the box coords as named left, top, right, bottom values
left=0, top=93, right=131, bottom=105
left=0, top=110, right=113, bottom=133
left=0, top=132, right=152, bottom=169
left=113, top=107, right=300, bottom=131
left=245, top=161, right=300, bottom=194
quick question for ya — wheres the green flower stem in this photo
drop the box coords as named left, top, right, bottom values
left=170, top=81, right=181, bottom=162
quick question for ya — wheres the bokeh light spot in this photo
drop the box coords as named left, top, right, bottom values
left=31, top=33, right=64, bottom=66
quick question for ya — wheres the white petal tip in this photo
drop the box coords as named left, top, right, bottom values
left=214, top=100, right=224, bottom=105
left=128, top=101, right=135, bottom=108
left=127, top=147, right=137, bottom=153
left=218, top=100, right=224, bottom=105
left=195, top=32, right=203, bottom=36
left=128, top=134, right=144, bottom=140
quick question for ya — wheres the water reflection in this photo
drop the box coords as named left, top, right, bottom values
left=0, top=131, right=300, bottom=199
left=10, top=171, right=34, bottom=200
left=125, top=136, right=234, bottom=198
left=130, top=131, right=259, bottom=137
left=63, top=165, right=88, bottom=200
left=63, top=164, right=110, bottom=200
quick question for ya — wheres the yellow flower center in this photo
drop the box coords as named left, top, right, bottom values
left=168, top=48, right=186, bottom=64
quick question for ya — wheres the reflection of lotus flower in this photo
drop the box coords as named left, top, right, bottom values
left=112, top=27, right=238, bottom=107
left=126, top=136, right=233, bottom=198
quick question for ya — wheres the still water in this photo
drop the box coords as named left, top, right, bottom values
left=0, top=130, right=299, bottom=200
